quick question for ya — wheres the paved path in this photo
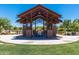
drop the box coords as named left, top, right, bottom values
left=0, top=34, right=79, bottom=45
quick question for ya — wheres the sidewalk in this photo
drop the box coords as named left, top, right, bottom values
left=0, top=35, right=79, bottom=45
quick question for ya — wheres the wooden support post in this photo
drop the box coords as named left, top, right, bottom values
left=43, top=19, right=44, bottom=31
left=35, top=20, right=36, bottom=32
left=30, top=23, right=32, bottom=37
left=31, top=11, right=32, bottom=37
left=23, top=24, right=26, bottom=36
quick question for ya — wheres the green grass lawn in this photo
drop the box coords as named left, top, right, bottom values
left=0, top=41, right=79, bottom=55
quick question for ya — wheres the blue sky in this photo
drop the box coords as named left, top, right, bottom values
left=0, top=4, right=79, bottom=27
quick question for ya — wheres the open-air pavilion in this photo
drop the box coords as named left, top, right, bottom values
left=17, top=4, right=62, bottom=38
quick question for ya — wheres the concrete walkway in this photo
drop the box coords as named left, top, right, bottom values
left=0, top=34, right=79, bottom=45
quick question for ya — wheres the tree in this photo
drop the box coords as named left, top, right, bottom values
left=0, top=17, right=12, bottom=34
left=13, top=26, right=22, bottom=34
left=58, top=19, right=79, bottom=35
left=72, top=19, right=79, bottom=32
left=58, top=19, right=72, bottom=34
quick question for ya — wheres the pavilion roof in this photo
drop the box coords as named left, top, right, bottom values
left=17, top=4, right=62, bottom=24
left=18, top=4, right=61, bottom=18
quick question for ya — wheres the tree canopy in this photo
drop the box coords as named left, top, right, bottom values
left=58, top=19, right=79, bottom=33
left=0, top=17, right=12, bottom=33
